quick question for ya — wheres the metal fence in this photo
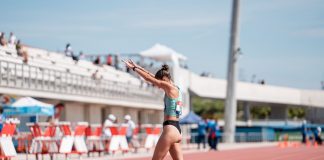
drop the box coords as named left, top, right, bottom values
left=0, top=59, right=163, bottom=104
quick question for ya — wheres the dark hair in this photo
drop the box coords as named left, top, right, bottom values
left=155, top=64, right=171, bottom=80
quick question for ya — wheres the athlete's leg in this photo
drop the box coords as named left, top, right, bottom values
left=169, top=142, right=183, bottom=160
left=152, top=125, right=180, bottom=160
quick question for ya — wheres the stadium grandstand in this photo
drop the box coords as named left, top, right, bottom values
left=0, top=39, right=324, bottom=159
left=1, top=41, right=324, bottom=129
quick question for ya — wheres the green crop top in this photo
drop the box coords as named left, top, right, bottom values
left=164, top=86, right=183, bottom=118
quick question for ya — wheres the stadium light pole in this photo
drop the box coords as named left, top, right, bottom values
left=224, top=0, right=241, bottom=143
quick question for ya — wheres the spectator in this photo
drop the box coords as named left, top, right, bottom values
left=126, top=67, right=130, bottom=73
left=16, top=40, right=28, bottom=63
left=71, top=52, right=79, bottom=62
left=215, top=119, right=221, bottom=150
left=94, top=56, right=100, bottom=65
left=106, top=54, right=112, bottom=66
left=197, top=119, right=207, bottom=149
left=124, top=115, right=135, bottom=143
left=8, top=32, right=17, bottom=46
left=54, top=103, right=64, bottom=122
left=306, top=128, right=313, bottom=143
left=92, top=69, right=103, bottom=84
left=114, top=54, right=120, bottom=70
left=207, top=118, right=217, bottom=150
left=78, top=51, right=86, bottom=60
left=301, top=120, right=307, bottom=143
left=0, top=32, right=7, bottom=46
left=64, top=43, right=73, bottom=57
left=103, top=114, right=116, bottom=138
left=0, top=108, right=5, bottom=131
left=314, top=127, right=322, bottom=145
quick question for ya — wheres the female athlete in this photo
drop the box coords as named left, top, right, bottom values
left=123, top=60, right=183, bottom=160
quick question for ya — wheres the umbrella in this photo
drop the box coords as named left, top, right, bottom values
left=180, top=111, right=202, bottom=124
left=3, top=97, right=54, bottom=117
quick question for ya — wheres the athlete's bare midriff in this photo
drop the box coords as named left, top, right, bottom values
left=164, top=115, right=179, bottom=121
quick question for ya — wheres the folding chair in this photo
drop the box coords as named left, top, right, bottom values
left=0, top=120, right=18, bottom=159
left=108, top=124, right=129, bottom=154
left=59, top=122, right=88, bottom=159
left=86, top=124, right=104, bottom=156
left=143, top=124, right=155, bottom=150
left=28, top=122, right=58, bottom=160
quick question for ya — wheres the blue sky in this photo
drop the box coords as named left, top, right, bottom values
left=1, top=0, right=324, bottom=89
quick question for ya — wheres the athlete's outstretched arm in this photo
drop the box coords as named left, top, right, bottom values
left=122, top=59, right=171, bottom=90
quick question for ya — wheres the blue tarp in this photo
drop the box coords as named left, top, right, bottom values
left=3, top=97, right=54, bottom=116
left=180, top=111, right=202, bottom=124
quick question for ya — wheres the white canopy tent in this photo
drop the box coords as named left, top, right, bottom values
left=139, top=43, right=187, bottom=67
left=3, top=97, right=54, bottom=122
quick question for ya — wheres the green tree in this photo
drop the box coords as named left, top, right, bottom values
left=250, top=105, right=271, bottom=119
left=288, top=107, right=305, bottom=119
left=192, top=97, right=224, bottom=119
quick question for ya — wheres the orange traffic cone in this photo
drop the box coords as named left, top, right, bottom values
left=284, top=141, right=288, bottom=148
left=306, top=141, right=311, bottom=147
left=292, top=142, right=298, bottom=148
left=296, top=142, right=301, bottom=148
left=314, top=142, right=318, bottom=148
left=278, top=142, right=285, bottom=148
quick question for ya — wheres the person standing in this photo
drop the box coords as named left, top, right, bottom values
left=0, top=108, right=5, bottom=131
left=301, top=120, right=307, bottom=143
left=197, top=119, right=207, bottom=149
left=8, top=32, right=17, bottom=46
left=0, top=33, right=7, bottom=46
left=314, top=127, right=322, bottom=145
left=106, top=54, right=112, bottom=66
left=123, top=60, right=183, bottom=160
left=64, top=43, right=73, bottom=57
left=124, top=115, right=136, bottom=143
left=103, top=114, right=116, bottom=138
left=114, top=55, right=120, bottom=70
left=207, top=119, right=217, bottom=150
left=215, top=119, right=221, bottom=150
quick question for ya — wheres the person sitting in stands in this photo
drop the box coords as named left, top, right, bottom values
left=94, top=56, right=100, bottom=65
left=106, top=54, right=112, bottom=66
left=16, top=40, right=28, bottom=63
left=64, top=43, right=73, bottom=57
left=78, top=51, right=86, bottom=60
left=0, top=33, right=7, bottom=46
left=71, top=52, right=79, bottom=62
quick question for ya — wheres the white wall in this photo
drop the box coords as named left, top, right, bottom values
left=188, top=69, right=324, bottom=108
left=64, top=102, right=85, bottom=122
left=87, top=104, right=102, bottom=124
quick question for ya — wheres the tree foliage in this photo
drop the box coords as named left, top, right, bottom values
left=192, top=97, right=224, bottom=119
left=288, top=107, right=305, bottom=119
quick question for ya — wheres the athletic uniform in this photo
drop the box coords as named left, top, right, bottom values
left=163, top=86, right=182, bottom=134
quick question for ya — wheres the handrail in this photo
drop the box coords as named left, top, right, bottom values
left=0, top=59, right=163, bottom=105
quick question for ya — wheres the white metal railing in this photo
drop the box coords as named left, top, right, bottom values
left=0, top=59, right=163, bottom=104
